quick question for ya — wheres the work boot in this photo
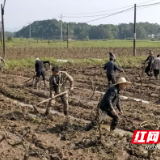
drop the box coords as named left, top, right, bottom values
left=110, top=120, right=117, bottom=131
left=85, top=121, right=97, bottom=131
left=85, top=123, right=94, bottom=131
left=45, top=104, right=51, bottom=115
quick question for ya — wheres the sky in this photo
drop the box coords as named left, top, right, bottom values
left=1, top=0, right=160, bottom=32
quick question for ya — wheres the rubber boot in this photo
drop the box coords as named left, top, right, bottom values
left=110, top=120, right=117, bottom=131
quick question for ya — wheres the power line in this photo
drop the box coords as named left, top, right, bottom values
left=138, top=0, right=159, bottom=4
left=64, top=11, right=129, bottom=18
left=137, top=2, right=160, bottom=11
left=85, top=7, right=134, bottom=23
left=82, top=1, right=160, bottom=23
left=63, top=5, right=133, bottom=16
left=62, top=0, right=159, bottom=16
left=137, top=1, right=160, bottom=7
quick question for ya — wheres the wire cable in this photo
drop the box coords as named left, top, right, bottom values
left=138, top=1, right=160, bottom=7
left=85, top=7, right=134, bottom=23
left=63, top=0, right=159, bottom=16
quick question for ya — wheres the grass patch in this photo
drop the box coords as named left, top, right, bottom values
left=4, top=38, right=160, bottom=48
left=4, top=56, right=146, bottom=70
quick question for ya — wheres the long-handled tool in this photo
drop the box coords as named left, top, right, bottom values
left=116, top=60, right=130, bottom=81
left=36, top=91, right=68, bottom=106
left=33, top=91, right=68, bottom=114
left=24, top=75, right=36, bottom=85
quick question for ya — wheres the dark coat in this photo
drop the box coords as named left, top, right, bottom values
left=100, top=85, right=121, bottom=112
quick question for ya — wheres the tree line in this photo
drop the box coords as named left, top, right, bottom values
left=15, top=19, right=160, bottom=40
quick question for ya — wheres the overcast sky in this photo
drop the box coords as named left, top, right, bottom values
left=1, top=0, right=160, bottom=31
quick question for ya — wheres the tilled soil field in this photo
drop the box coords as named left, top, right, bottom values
left=0, top=65, right=160, bottom=160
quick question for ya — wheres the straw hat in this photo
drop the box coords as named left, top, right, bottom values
left=114, top=77, right=131, bottom=86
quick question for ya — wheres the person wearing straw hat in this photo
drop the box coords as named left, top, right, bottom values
left=85, top=77, right=131, bottom=132
left=104, top=56, right=123, bottom=87
left=144, top=50, right=154, bottom=77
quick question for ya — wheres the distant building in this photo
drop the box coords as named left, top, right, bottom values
left=148, top=34, right=155, bottom=38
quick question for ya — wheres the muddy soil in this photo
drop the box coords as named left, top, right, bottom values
left=0, top=65, right=160, bottom=159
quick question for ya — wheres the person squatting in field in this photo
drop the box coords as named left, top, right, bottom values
left=0, top=57, right=5, bottom=76
left=104, top=55, right=123, bottom=87
left=144, top=50, right=154, bottom=77
left=85, top=77, right=131, bottom=132
left=152, top=54, right=160, bottom=80
left=45, top=66, right=74, bottom=116
left=34, top=58, right=51, bottom=89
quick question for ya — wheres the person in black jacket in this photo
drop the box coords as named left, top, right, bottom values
left=144, top=50, right=154, bottom=77
left=85, top=77, right=131, bottom=132
left=104, top=57, right=123, bottom=87
left=34, top=58, right=51, bottom=89
left=109, top=52, right=116, bottom=62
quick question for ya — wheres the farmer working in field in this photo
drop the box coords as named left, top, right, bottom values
left=144, top=50, right=154, bottom=77
left=104, top=56, right=123, bottom=87
left=0, top=57, right=5, bottom=76
left=109, top=52, right=116, bottom=62
left=85, top=77, right=131, bottom=132
left=45, top=66, right=74, bottom=116
left=152, top=54, right=160, bottom=80
left=34, top=58, right=51, bottom=89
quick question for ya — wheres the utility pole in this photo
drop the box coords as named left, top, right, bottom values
left=67, top=24, right=69, bottom=49
left=29, top=22, right=31, bottom=44
left=60, top=14, right=63, bottom=44
left=133, top=4, right=136, bottom=56
left=1, top=4, right=5, bottom=58
left=0, top=21, right=2, bottom=46
left=118, top=27, right=119, bottom=39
